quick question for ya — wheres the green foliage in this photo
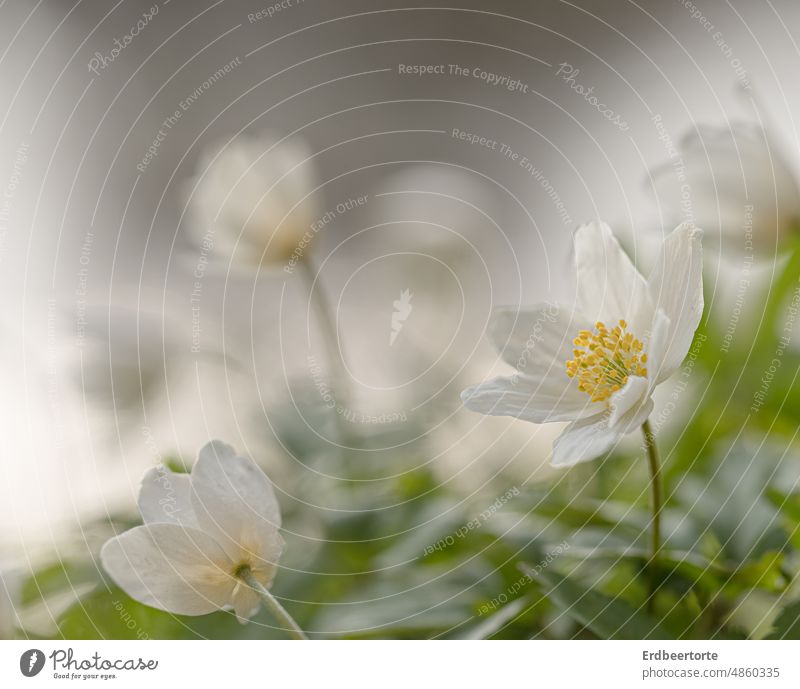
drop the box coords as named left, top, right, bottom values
left=521, top=564, right=671, bottom=639
left=12, top=247, right=800, bottom=641
left=765, top=600, right=800, bottom=640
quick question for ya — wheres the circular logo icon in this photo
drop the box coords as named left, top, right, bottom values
left=20, top=649, right=45, bottom=677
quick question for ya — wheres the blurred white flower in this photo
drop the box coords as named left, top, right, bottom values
left=186, top=132, right=318, bottom=268
left=101, top=441, right=284, bottom=621
left=651, top=123, right=800, bottom=258
left=461, top=221, right=703, bottom=467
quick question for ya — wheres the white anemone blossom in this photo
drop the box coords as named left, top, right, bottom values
left=101, top=441, right=285, bottom=621
left=651, top=123, right=800, bottom=257
left=187, top=132, right=317, bottom=267
left=461, top=222, right=703, bottom=467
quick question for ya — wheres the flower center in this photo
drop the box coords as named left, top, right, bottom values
left=565, top=319, right=648, bottom=403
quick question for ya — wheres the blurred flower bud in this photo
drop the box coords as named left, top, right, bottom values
left=186, top=132, right=318, bottom=268
left=651, top=123, right=800, bottom=260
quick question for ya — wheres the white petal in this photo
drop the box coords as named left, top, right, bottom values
left=573, top=221, right=653, bottom=333
left=483, top=304, right=605, bottom=419
left=644, top=308, right=672, bottom=389
left=488, top=303, right=590, bottom=371
left=461, top=373, right=603, bottom=423
left=619, top=396, right=654, bottom=432
left=138, top=466, right=197, bottom=527
left=647, top=224, right=704, bottom=382
left=551, top=413, right=623, bottom=468
left=190, top=441, right=284, bottom=564
left=611, top=389, right=654, bottom=434
left=250, top=530, right=285, bottom=584
left=607, top=376, right=649, bottom=428
left=100, top=524, right=235, bottom=616
left=231, top=583, right=261, bottom=624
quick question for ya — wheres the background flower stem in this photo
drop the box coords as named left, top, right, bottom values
left=642, top=419, right=662, bottom=614
left=237, top=567, right=308, bottom=640
left=297, top=257, right=355, bottom=449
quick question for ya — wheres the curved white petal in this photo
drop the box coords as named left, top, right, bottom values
left=100, top=524, right=235, bottom=616
left=551, top=413, right=623, bottom=467
left=461, top=374, right=603, bottom=423
left=644, top=309, right=671, bottom=390
left=138, top=466, right=197, bottom=527
left=231, top=583, right=261, bottom=624
left=619, top=395, right=654, bottom=432
left=573, top=221, right=653, bottom=333
left=647, top=224, right=704, bottom=382
left=190, top=440, right=284, bottom=564
left=488, top=303, right=590, bottom=371
left=608, top=376, right=650, bottom=428
left=249, top=530, right=285, bottom=585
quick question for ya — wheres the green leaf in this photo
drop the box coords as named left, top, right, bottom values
left=765, top=600, right=800, bottom=640
left=57, top=585, right=283, bottom=640
left=453, top=596, right=530, bottom=640
left=681, top=442, right=787, bottom=563
left=520, top=564, right=672, bottom=639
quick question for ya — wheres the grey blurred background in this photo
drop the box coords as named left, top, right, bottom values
left=1, top=0, right=799, bottom=555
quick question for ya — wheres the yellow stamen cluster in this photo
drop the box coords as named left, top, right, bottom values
left=565, top=319, right=648, bottom=403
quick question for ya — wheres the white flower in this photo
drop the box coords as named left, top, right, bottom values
left=651, top=124, right=800, bottom=257
left=101, top=441, right=285, bottom=621
left=461, top=221, right=703, bottom=467
left=186, top=132, right=317, bottom=267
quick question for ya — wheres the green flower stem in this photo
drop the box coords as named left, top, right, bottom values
left=237, top=566, right=307, bottom=640
left=641, top=419, right=662, bottom=614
